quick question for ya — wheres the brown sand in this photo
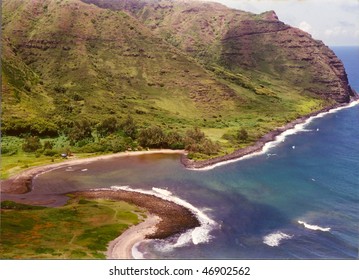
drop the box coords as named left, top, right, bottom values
left=72, top=190, right=200, bottom=240
left=0, top=149, right=184, bottom=194
left=106, top=215, right=161, bottom=259
left=72, top=190, right=200, bottom=259
left=0, top=149, right=200, bottom=260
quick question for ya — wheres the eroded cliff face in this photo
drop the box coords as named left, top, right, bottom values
left=221, top=11, right=356, bottom=103
left=83, top=0, right=356, bottom=103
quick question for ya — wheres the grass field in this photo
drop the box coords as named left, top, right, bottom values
left=0, top=197, right=145, bottom=259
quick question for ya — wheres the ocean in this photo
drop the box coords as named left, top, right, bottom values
left=32, top=46, right=359, bottom=259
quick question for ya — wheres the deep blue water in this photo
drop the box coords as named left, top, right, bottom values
left=32, top=46, right=359, bottom=259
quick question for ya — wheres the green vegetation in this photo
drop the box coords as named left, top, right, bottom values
left=22, top=136, right=42, bottom=152
left=0, top=0, right=351, bottom=262
left=1, top=0, right=340, bottom=171
left=0, top=198, right=145, bottom=259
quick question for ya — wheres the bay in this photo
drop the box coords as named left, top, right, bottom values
left=33, top=46, right=359, bottom=259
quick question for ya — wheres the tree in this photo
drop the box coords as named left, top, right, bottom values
left=121, top=115, right=137, bottom=139
left=22, top=136, right=42, bottom=152
left=96, top=117, right=118, bottom=137
left=237, top=128, right=248, bottom=142
left=138, top=126, right=166, bottom=148
left=185, top=127, right=205, bottom=143
left=68, top=120, right=93, bottom=145
left=166, top=131, right=184, bottom=149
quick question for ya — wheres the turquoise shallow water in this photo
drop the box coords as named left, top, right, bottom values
left=32, top=47, right=359, bottom=259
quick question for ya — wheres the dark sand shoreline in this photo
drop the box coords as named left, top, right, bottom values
left=181, top=99, right=359, bottom=169
left=0, top=150, right=185, bottom=195
left=1, top=100, right=358, bottom=196
left=0, top=150, right=200, bottom=259
left=71, top=190, right=200, bottom=240
left=1, top=100, right=357, bottom=258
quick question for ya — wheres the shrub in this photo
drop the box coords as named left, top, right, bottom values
left=43, top=149, right=58, bottom=157
left=79, top=142, right=106, bottom=153
left=184, top=127, right=220, bottom=155
left=121, top=115, right=137, bottom=139
left=53, top=85, right=66, bottom=93
left=35, top=149, right=43, bottom=158
left=22, top=136, right=42, bottom=152
left=1, top=139, right=19, bottom=155
left=185, top=127, right=205, bottom=143
left=111, top=139, right=126, bottom=153
left=96, top=117, right=118, bottom=137
left=43, top=140, right=54, bottom=150
left=166, top=131, right=184, bottom=149
left=68, top=120, right=93, bottom=145
left=138, top=126, right=166, bottom=148
left=237, top=128, right=249, bottom=142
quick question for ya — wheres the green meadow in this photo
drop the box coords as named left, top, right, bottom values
left=0, top=198, right=145, bottom=259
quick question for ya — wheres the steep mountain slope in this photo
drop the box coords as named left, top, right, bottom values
left=2, top=0, right=240, bottom=136
left=83, top=0, right=356, bottom=103
left=1, top=0, right=357, bottom=161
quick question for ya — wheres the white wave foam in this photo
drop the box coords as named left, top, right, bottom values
left=81, top=169, right=88, bottom=172
left=152, top=187, right=172, bottom=196
left=191, top=100, right=359, bottom=171
left=298, top=220, right=331, bottom=232
left=263, top=231, right=293, bottom=247
left=105, top=186, right=218, bottom=256
left=132, top=241, right=145, bottom=259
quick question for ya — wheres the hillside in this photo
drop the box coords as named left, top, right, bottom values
left=2, top=0, right=240, bottom=135
left=1, top=0, right=357, bottom=166
left=84, top=0, right=356, bottom=103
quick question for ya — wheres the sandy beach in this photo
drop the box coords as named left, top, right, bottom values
left=71, top=189, right=200, bottom=259
left=106, top=214, right=161, bottom=259
left=2, top=100, right=358, bottom=194
left=1, top=100, right=357, bottom=259
left=0, top=149, right=184, bottom=194
left=1, top=149, right=200, bottom=260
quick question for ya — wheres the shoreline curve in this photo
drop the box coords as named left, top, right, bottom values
left=106, top=214, right=161, bottom=259
left=182, top=99, right=359, bottom=170
left=71, top=189, right=200, bottom=259
left=1, top=99, right=357, bottom=259
left=2, top=100, right=358, bottom=195
left=0, top=149, right=184, bottom=194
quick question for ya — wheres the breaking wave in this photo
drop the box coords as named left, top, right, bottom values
left=105, top=186, right=218, bottom=257
left=298, top=220, right=331, bottom=232
left=193, top=100, right=359, bottom=171
left=263, top=231, right=293, bottom=247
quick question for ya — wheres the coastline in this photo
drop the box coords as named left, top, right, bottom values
left=2, top=99, right=358, bottom=195
left=0, top=149, right=199, bottom=260
left=106, top=214, right=161, bottom=259
left=1, top=99, right=358, bottom=259
left=71, top=189, right=200, bottom=259
left=182, top=99, right=359, bottom=170
left=0, top=149, right=184, bottom=194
